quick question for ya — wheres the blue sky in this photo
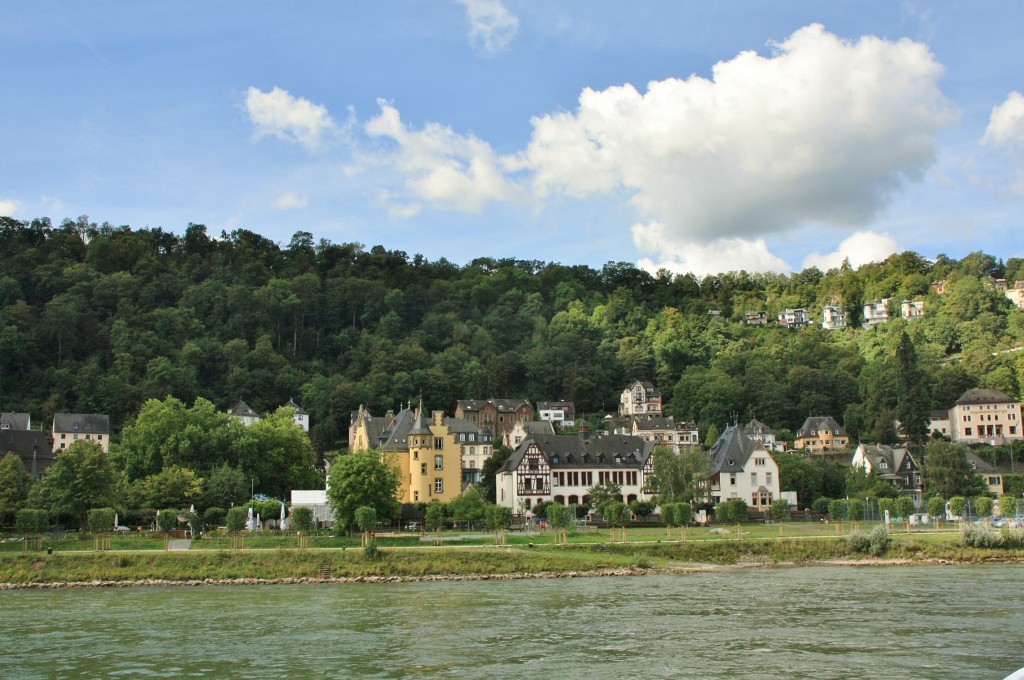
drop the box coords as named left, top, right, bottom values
left=2, top=1, right=1022, bottom=275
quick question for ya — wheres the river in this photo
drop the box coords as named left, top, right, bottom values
left=2, top=564, right=1023, bottom=679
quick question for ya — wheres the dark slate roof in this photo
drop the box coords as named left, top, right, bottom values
left=625, top=380, right=661, bottom=397
left=795, top=416, right=847, bottom=439
left=376, top=406, right=416, bottom=450
left=956, top=388, right=1016, bottom=406
left=444, top=417, right=492, bottom=439
left=0, top=430, right=56, bottom=476
left=963, top=450, right=1012, bottom=474
left=743, top=418, right=775, bottom=436
left=930, top=409, right=950, bottom=420
left=457, top=398, right=532, bottom=413
left=52, top=413, right=110, bottom=434
left=632, top=416, right=692, bottom=431
left=1, top=413, right=31, bottom=430
left=284, top=398, right=308, bottom=415
left=522, top=421, right=556, bottom=436
left=708, top=424, right=767, bottom=474
left=228, top=401, right=259, bottom=418
left=501, top=433, right=655, bottom=473
left=857, top=444, right=916, bottom=475
left=409, top=407, right=432, bottom=437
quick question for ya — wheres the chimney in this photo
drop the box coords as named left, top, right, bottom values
left=579, top=421, right=589, bottom=441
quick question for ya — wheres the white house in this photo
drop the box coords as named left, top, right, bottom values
left=821, top=304, right=847, bottom=331
left=503, top=419, right=555, bottom=450
left=619, top=381, right=663, bottom=419
left=284, top=398, right=309, bottom=432
left=707, top=424, right=781, bottom=511
left=630, top=416, right=699, bottom=453
left=228, top=400, right=261, bottom=427
left=496, top=428, right=656, bottom=514
left=535, top=401, right=576, bottom=428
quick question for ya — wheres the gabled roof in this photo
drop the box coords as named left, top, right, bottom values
left=376, top=405, right=417, bottom=451
left=0, top=412, right=31, bottom=430
left=956, top=388, right=1017, bottom=406
left=624, top=380, right=661, bottom=397
left=743, top=418, right=775, bottom=435
left=963, top=450, right=1013, bottom=474
left=228, top=401, right=259, bottom=418
left=535, top=401, right=576, bottom=416
left=708, top=424, right=767, bottom=474
left=501, top=433, right=655, bottom=473
left=520, top=420, right=556, bottom=436
left=409, top=407, right=432, bottom=437
left=52, top=413, right=110, bottom=434
left=632, top=416, right=696, bottom=432
left=795, top=416, right=846, bottom=439
left=457, top=398, right=532, bottom=413
left=284, top=398, right=308, bottom=415
left=444, top=417, right=492, bottom=438
left=0, top=430, right=56, bottom=475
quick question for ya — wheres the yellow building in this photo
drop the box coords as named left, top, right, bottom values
left=793, top=416, right=849, bottom=452
left=350, top=403, right=464, bottom=504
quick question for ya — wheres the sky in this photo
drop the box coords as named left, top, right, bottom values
left=2, top=1, right=1023, bottom=276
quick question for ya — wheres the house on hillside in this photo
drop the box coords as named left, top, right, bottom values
left=619, top=381, right=663, bottom=419
left=742, top=418, right=782, bottom=451
left=535, top=401, right=576, bottom=428
left=900, top=299, right=925, bottom=320
left=496, top=427, right=656, bottom=513
left=284, top=398, right=309, bottom=432
left=963, top=450, right=1014, bottom=497
left=454, top=399, right=533, bottom=438
left=630, top=416, right=700, bottom=453
left=707, top=424, right=780, bottom=511
left=743, top=311, right=768, bottom=326
left=51, top=413, right=110, bottom=453
left=1, top=412, right=31, bottom=431
left=793, top=416, right=849, bottom=452
left=228, top=400, right=261, bottom=427
left=821, top=304, right=847, bottom=331
left=504, top=419, right=555, bottom=450
left=851, top=443, right=922, bottom=506
left=940, top=388, right=1023, bottom=445
left=862, top=299, right=891, bottom=329
left=777, top=308, right=810, bottom=329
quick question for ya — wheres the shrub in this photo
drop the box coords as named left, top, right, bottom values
left=225, top=506, right=248, bottom=533
left=847, top=532, right=871, bottom=553
left=812, top=497, right=831, bottom=516
left=291, top=506, right=314, bottom=533
left=87, top=508, right=116, bottom=533
left=962, top=524, right=1003, bottom=548
left=363, top=538, right=380, bottom=560
left=868, top=525, right=890, bottom=556
left=203, top=507, right=226, bottom=527
left=15, top=508, right=49, bottom=535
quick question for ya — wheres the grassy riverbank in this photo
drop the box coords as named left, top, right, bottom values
left=3, top=527, right=1023, bottom=587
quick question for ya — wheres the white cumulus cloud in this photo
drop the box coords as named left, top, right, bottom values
left=801, top=230, right=900, bottom=271
left=983, top=91, right=1024, bottom=195
left=365, top=100, right=521, bottom=214
left=459, top=0, right=519, bottom=55
left=246, top=86, right=336, bottom=150
left=273, top=191, right=309, bottom=210
left=515, top=23, right=956, bottom=270
left=0, top=199, right=22, bottom=216
left=634, top=222, right=791, bottom=277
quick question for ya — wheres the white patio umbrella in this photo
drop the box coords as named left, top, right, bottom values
left=114, top=513, right=119, bottom=529
left=247, top=506, right=254, bottom=531
left=279, top=502, right=286, bottom=530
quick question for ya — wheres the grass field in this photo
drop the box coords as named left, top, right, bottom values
left=3, top=519, right=1018, bottom=587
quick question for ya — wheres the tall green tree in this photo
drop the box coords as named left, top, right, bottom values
left=649, top=445, right=709, bottom=505
left=923, top=441, right=978, bottom=499
left=895, top=331, right=930, bottom=443
left=326, top=450, right=400, bottom=533
left=29, top=441, right=116, bottom=528
left=0, top=453, right=33, bottom=520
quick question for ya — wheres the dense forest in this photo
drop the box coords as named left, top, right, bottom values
left=3, top=215, right=1024, bottom=455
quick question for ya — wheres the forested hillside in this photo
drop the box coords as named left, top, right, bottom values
left=2, top=216, right=1023, bottom=452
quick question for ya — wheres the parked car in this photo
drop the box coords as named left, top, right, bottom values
left=114, top=525, right=132, bottom=532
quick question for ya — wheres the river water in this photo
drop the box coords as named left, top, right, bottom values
left=2, top=564, right=1023, bottom=679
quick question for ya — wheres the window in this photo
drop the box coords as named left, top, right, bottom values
left=750, top=473, right=757, bottom=486
left=434, top=437, right=443, bottom=450
left=434, top=455, right=443, bottom=470
left=730, top=474, right=736, bottom=486
left=421, top=463, right=427, bottom=475
left=73, top=434, right=79, bottom=440
left=414, top=491, right=419, bottom=501
left=434, top=478, right=443, bottom=494
left=965, top=427, right=973, bottom=436
left=755, top=458, right=765, bottom=466
left=413, top=451, right=419, bottom=460
left=766, top=472, right=773, bottom=486
left=61, top=434, right=66, bottom=440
